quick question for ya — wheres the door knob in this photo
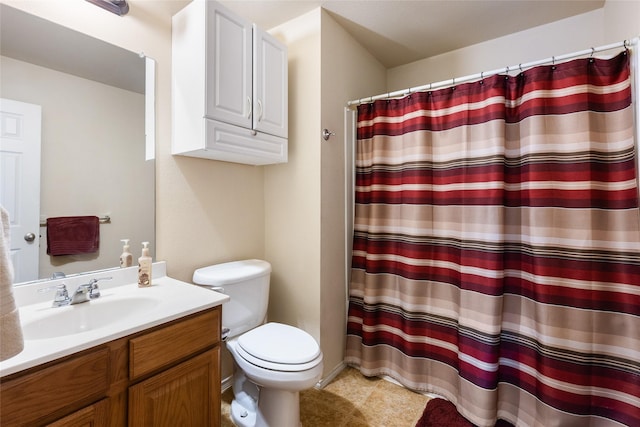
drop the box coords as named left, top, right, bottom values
left=24, top=232, right=36, bottom=242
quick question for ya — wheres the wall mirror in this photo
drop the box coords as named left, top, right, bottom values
left=0, top=4, right=155, bottom=285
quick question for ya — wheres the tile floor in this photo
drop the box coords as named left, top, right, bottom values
left=221, top=366, right=430, bottom=427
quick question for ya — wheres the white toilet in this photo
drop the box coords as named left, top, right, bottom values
left=193, top=259, right=323, bottom=427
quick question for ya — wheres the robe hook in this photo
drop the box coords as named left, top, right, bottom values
left=322, top=128, right=336, bottom=141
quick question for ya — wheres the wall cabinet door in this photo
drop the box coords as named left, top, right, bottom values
left=253, top=25, right=288, bottom=138
left=128, top=348, right=220, bottom=427
left=206, top=3, right=252, bottom=129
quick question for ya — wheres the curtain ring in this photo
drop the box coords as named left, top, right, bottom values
left=480, top=71, right=484, bottom=85
left=624, top=39, right=629, bottom=55
left=589, top=47, right=595, bottom=63
left=551, top=56, right=557, bottom=70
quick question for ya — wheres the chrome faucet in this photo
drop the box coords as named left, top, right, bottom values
left=39, top=277, right=112, bottom=307
left=38, top=284, right=72, bottom=307
left=70, top=277, right=112, bottom=305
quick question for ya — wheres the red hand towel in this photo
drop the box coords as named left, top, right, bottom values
left=46, top=216, right=100, bottom=256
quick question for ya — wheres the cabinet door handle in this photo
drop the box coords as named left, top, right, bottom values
left=247, top=97, right=252, bottom=119
left=257, top=100, right=263, bottom=122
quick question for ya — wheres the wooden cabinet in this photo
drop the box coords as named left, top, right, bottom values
left=172, top=0, right=288, bottom=165
left=46, top=399, right=109, bottom=427
left=129, top=350, right=219, bottom=427
left=0, top=348, right=109, bottom=426
left=0, top=307, right=221, bottom=427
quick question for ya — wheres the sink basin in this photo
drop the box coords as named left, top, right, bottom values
left=21, top=297, right=160, bottom=340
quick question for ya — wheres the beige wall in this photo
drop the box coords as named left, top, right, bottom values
left=1, top=56, right=152, bottom=279
left=387, top=1, right=639, bottom=92
left=264, top=8, right=386, bottom=378
left=265, top=8, right=323, bottom=342
left=319, top=10, right=386, bottom=377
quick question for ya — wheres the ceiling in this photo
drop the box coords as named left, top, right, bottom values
left=0, top=0, right=606, bottom=92
left=141, top=0, right=605, bottom=68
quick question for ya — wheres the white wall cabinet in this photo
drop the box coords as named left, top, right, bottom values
left=172, top=0, right=288, bottom=165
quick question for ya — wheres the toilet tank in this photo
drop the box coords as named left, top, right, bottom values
left=192, top=259, right=271, bottom=339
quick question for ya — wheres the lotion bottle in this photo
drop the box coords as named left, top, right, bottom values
left=138, top=241, right=152, bottom=287
left=120, top=239, right=133, bottom=268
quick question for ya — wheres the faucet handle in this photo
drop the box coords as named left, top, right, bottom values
left=38, top=284, right=71, bottom=307
left=87, top=276, right=112, bottom=299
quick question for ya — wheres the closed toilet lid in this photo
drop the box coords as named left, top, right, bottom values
left=237, top=322, right=321, bottom=366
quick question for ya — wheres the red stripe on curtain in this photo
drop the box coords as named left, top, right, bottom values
left=346, top=52, right=640, bottom=427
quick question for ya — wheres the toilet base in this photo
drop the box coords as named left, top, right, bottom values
left=231, top=399, right=256, bottom=427
left=256, top=388, right=301, bottom=427
left=230, top=388, right=301, bottom=427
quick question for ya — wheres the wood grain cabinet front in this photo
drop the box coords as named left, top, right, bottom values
left=0, top=348, right=109, bottom=426
left=129, top=348, right=220, bottom=427
left=0, top=307, right=221, bottom=427
left=45, top=399, right=110, bottom=427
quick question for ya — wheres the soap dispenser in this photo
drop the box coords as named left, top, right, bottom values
left=120, top=239, right=133, bottom=268
left=138, top=242, right=152, bottom=287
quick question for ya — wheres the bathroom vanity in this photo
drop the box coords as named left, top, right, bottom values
left=0, top=263, right=228, bottom=426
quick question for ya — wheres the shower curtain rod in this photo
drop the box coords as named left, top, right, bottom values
left=347, top=37, right=639, bottom=107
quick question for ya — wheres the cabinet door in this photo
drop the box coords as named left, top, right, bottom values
left=206, top=2, right=252, bottom=129
left=46, top=399, right=109, bottom=427
left=128, top=348, right=220, bottom=427
left=253, top=25, right=288, bottom=138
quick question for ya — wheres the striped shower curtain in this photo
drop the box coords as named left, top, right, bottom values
left=345, top=52, right=640, bottom=427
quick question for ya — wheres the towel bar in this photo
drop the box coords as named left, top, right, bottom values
left=40, top=215, right=111, bottom=227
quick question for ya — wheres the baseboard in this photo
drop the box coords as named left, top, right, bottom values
left=221, top=375, right=233, bottom=393
left=315, top=361, right=346, bottom=389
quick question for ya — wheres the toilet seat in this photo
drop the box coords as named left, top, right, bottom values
left=236, top=323, right=322, bottom=372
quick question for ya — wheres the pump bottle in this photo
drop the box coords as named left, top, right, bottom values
left=138, top=242, right=152, bottom=287
left=120, top=239, right=133, bottom=268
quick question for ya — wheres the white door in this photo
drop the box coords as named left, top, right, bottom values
left=253, top=25, right=288, bottom=138
left=0, top=98, right=41, bottom=283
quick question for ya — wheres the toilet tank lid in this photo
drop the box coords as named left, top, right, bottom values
left=193, top=259, right=271, bottom=286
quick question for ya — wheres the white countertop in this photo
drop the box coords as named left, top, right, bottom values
left=0, top=262, right=229, bottom=378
